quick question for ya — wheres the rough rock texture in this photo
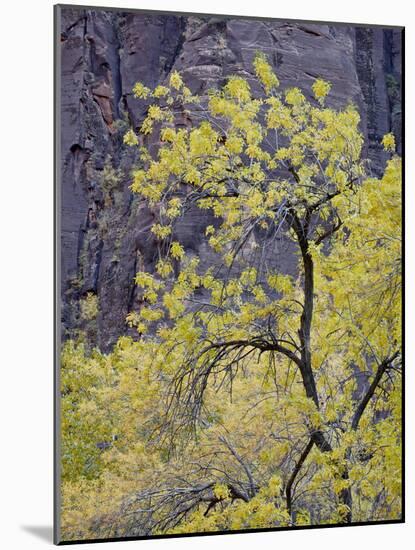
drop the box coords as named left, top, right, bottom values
left=58, top=7, right=402, bottom=351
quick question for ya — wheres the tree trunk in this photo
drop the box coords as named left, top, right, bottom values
left=290, top=209, right=353, bottom=523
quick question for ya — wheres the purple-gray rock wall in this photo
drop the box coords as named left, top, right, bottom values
left=57, top=7, right=402, bottom=351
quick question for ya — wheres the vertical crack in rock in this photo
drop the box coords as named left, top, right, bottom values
left=354, top=27, right=401, bottom=174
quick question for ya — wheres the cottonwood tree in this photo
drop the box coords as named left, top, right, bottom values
left=60, top=55, right=402, bottom=539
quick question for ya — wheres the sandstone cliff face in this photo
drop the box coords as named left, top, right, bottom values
left=57, top=7, right=402, bottom=351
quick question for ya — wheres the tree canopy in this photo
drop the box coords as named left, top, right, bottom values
left=60, top=53, right=402, bottom=541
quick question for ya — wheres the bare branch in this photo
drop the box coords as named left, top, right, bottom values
left=286, top=438, right=314, bottom=520
left=218, top=435, right=258, bottom=498
left=351, top=351, right=401, bottom=431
